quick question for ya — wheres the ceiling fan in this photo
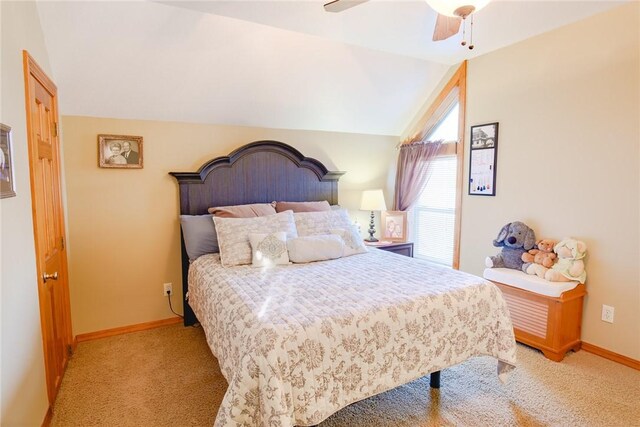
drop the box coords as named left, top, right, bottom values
left=323, top=0, right=490, bottom=49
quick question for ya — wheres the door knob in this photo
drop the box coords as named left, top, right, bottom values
left=43, top=272, right=58, bottom=282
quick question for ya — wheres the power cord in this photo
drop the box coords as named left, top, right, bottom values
left=166, top=291, right=184, bottom=319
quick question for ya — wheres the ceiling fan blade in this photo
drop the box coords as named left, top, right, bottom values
left=432, top=14, right=462, bottom=41
left=323, top=0, right=369, bottom=13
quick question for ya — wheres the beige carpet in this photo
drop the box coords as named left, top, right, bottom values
left=51, top=324, right=640, bottom=427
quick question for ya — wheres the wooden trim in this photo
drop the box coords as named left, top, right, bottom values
left=24, top=53, right=57, bottom=93
left=452, top=61, right=466, bottom=270
left=75, top=317, right=182, bottom=343
left=41, top=406, right=53, bottom=427
left=582, top=342, right=640, bottom=371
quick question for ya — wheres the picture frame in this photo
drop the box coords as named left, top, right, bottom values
left=98, top=134, right=143, bottom=169
left=469, top=122, right=498, bottom=196
left=0, top=123, right=16, bottom=199
left=381, top=210, right=408, bottom=242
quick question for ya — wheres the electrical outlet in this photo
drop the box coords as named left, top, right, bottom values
left=163, top=283, right=173, bottom=296
left=601, top=304, right=614, bottom=323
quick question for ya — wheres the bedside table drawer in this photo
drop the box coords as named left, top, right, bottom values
left=375, top=242, right=414, bottom=258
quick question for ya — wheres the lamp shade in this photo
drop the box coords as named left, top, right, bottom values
left=360, top=189, right=387, bottom=211
left=426, top=0, right=490, bottom=17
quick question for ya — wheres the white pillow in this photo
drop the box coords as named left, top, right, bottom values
left=214, top=211, right=298, bottom=267
left=287, top=235, right=344, bottom=263
left=330, top=228, right=368, bottom=257
left=293, top=209, right=355, bottom=237
left=249, top=232, right=290, bottom=267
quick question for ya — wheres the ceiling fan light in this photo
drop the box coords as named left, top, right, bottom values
left=426, top=0, right=491, bottom=17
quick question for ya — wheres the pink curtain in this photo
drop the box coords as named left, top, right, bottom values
left=393, top=140, right=443, bottom=211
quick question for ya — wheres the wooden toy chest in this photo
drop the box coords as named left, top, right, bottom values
left=483, top=269, right=586, bottom=362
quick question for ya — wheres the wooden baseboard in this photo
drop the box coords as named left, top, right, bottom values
left=582, top=342, right=640, bottom=371
left=76, top=317, right=182, bottom=343
left=41, top=406, right=53, bottom=427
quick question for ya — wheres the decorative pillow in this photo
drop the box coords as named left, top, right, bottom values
left=275, top=200, right=331, bottom=213
left=208, top=203, right=276, bottom=218
left=287, top=235, right=344, bottom=263
left=249, top=232, right=290, bottom=267
left=331, top=228, right=368, bottom=257
left=293, top=209, right=355, bottom=237
left=214, top=211, right=298, bottom=267
left=179, top=214, right=218, bottom=261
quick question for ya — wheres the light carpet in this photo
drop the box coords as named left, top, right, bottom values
left=51, top=324, right=640, bottom=426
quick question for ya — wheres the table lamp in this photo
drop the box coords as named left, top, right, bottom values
left=360, top=189, right=387, bottom=242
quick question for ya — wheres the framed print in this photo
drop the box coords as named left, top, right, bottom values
left=381, top=210, right=408, bottom=242
left=98, top=134, right=143, bottom=169
left=469, top=122, right=498, bottom=196
left=471, top=122, right=498, bottom=149
left=0, top=124, right=16, bottom=198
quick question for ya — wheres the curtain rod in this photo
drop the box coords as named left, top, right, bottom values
left=395, top=139, right=459, bottom=150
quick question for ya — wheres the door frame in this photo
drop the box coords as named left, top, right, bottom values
left=23, top=50, right=73, bottom=404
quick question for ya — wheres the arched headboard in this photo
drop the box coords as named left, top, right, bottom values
left=170, top=140, right=344, bottom=215
left=169, top=140, right=345, bottom=324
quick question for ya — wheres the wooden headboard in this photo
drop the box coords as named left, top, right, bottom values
left=169, top=140, right=345, bottom=325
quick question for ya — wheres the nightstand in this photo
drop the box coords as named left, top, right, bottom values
left=366, top=242, right=414, bottom=258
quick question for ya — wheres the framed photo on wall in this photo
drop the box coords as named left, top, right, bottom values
left=381, top=210, right=408, bottom=242
left=0, top=123, right=16, bottom=198
left=469, top=122, right=498, bottom=196
left=98, top=134, right=143, bottom=169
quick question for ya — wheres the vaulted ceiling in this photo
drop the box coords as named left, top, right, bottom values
left=37, top=1, right=625, bottom=135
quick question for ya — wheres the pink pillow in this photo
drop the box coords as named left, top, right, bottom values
left=275, top=201, right=331, bottom=213
left=208, top=203, right=277, bottom=218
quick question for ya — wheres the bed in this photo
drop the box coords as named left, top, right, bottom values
left=170, top=141, right=517, bottom=427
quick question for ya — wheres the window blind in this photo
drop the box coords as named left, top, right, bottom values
left=411, top=155, right=457, bottom=266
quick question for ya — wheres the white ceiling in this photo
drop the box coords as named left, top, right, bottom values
left=36, top=0, right=625, bottom=136
left=160, top=0, right=626, bottom=64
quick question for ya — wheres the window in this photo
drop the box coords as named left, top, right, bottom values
left=428, top=103, right=459, bottom=143
left=402, top=62, right=465, bottom=267
left=411, top=103, right=459, bottom=267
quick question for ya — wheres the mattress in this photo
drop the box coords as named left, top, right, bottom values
left=189, top=249, right=517, bottom=427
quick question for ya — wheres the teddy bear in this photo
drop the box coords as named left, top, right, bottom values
left=485, top=221, right=536, bottom=271
left=522, top=239, right=557, bottom=267
left=522, top=239, right=557, bottom=278
left=544, top=238, right=587, bottom=283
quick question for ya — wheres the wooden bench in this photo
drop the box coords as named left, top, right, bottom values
left=483, top=268, right=586, bottom=362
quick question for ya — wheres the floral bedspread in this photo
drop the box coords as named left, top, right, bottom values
left=188, top=249, right=517, bottom=427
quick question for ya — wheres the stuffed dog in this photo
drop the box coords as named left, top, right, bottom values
left=485, top=221, right=536, bottom=271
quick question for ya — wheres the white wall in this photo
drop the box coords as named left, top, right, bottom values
left=460, top=3, right=639, bottom=359
left=1, top=1, right=53, bottom=424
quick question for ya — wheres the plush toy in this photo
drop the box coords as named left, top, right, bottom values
left=544, top=238, right=587, bottom=283
left=522, top=239, right=557, bottom=267
left=485, top=221, right=536, bottom=271
left=522, top=239, right=557, bottom=278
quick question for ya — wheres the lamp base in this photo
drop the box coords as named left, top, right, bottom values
left=365, top=210, right=378, bottom=242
